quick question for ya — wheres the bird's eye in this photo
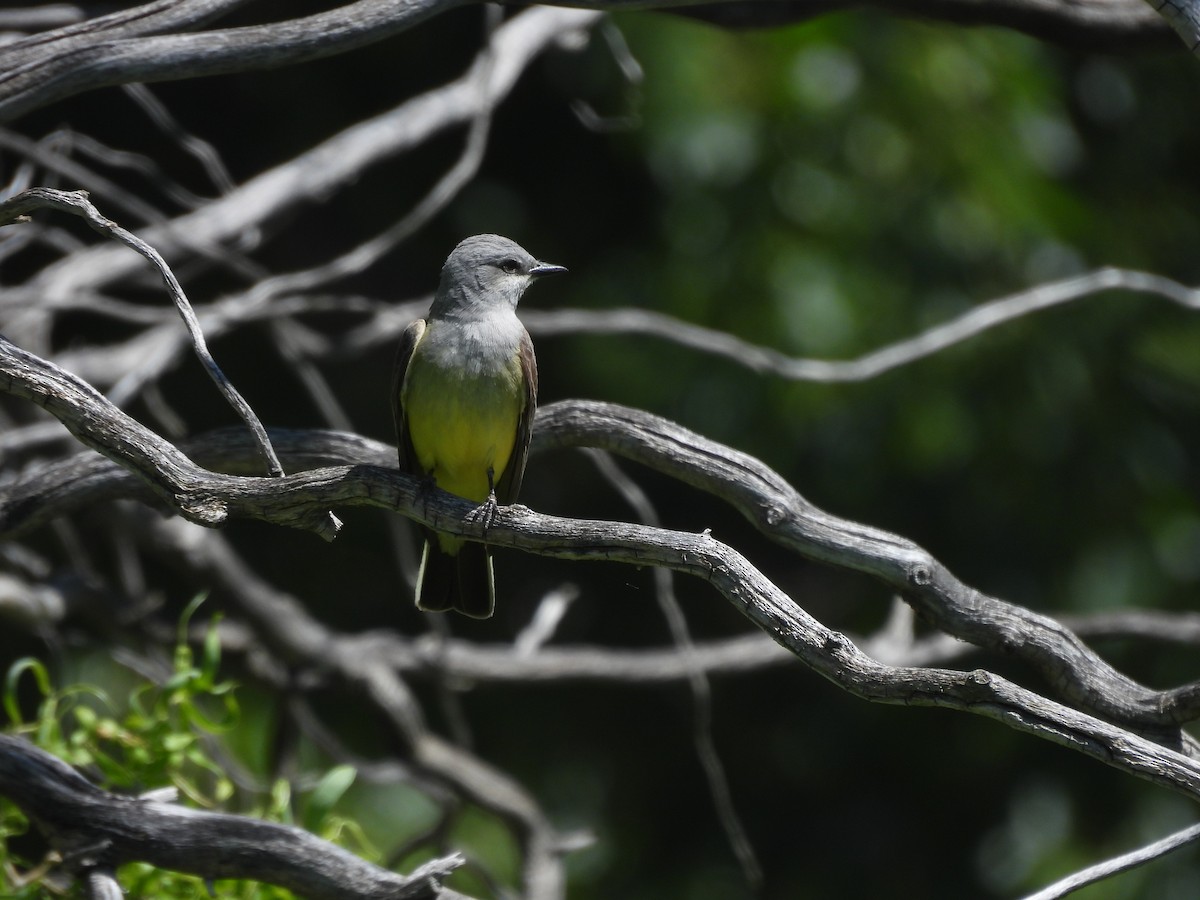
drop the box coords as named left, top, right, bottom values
left=499, top=259, right=521, bottom=274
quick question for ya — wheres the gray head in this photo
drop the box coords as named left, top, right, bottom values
left=430, top=234, right=566, bottom=318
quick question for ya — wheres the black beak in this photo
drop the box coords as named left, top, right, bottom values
left=530, top=262, right=568, bottom=278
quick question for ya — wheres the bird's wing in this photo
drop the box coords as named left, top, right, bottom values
left=496, top=326, right=538, bottom=504
left=392, top=318, right=427, bottom=473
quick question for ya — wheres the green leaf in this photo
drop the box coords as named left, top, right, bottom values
left=3, top=657, right=52, bottom=727
left=303, top=765, right=357, bottom=832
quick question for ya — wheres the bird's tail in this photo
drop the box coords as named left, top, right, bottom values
left=415, top=534, right=495, bottom=619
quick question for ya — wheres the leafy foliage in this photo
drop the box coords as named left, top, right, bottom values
left=0, top=599, right=368, bottom=898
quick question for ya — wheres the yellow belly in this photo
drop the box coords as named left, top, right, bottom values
left=405, top=368, right=522, bottom=503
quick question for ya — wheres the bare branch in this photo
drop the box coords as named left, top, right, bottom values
left=0, top=734, right=469, bottom=900
left=0, top=187, right=286, bottom=478
left=0, top=331, right=336, bottom=537
left=533, top=401, right=1200, bottom=733
left=117, top=470, right=1200, bottom=802
left=1, top=340, right=1198, bottom=737
left=674, top=0, right=1172, bottom=46
left=0, top=7, right=86, bottom=32
left=247, top=267, right=1200, bottom=391
left=20, top=6, right=601, bottom=299
left=1023, top=821, right=1200, bottom=900
left=586, top=448, right=762, bottom=887
left=0, top=0, right=458, bottom=121
left=5, top=359, right=1200, bottom=803
left=0, top=427, right=393, bottom=537
left=0, top=0, right=1182, bottom=129
left=523, top=268, right=1200, bottom=383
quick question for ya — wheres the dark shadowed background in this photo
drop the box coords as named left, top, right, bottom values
left=4, top=1, right=1200, bottom=896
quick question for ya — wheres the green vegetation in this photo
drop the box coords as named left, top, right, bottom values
left=0, top=600, right=367, bottom=898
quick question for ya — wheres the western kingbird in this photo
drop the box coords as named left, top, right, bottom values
left=392, top=234, right=565, bottom=618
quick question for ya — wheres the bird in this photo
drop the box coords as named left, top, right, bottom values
left=392, top=234, right=566, bottom=618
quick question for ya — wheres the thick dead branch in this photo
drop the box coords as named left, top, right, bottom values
left=0, top=734, right=469, bottom=900
left=3, top=333, right=1200, bottom=799
left=0, top=332, right=337, bottom=538
left=0, top=427, right=389, bottom=536
left=0, top=0, right=465, bottom=121
left=0, top=0, right=1183, bottom=127
left=111, top=467, right=1200, bottom=800
left=533, top=401, right=1200, bottom=733
left=1, top=338, right=1198, bottom=735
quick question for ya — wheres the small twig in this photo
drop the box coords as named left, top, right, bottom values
left=0, top=127, right=174, bottom=228
left=269, top=319, right=356, bottom=432
left=513, top=585, right=579, bottom=655
left=121, top=82, right=239, bottom=198
left=585, top=448, right=762, bottom=888
left=0, top=187, right=286, bottom=479
left=522, top=268, right=1200, bottom=383
left=1022, top=821, right=1200, bottom=900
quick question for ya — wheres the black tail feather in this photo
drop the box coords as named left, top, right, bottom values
left=415, top=538, right=456, bottom=613
left=454, top=541, right=495, bottom=619
left=414, top=535, right=495, bottom=619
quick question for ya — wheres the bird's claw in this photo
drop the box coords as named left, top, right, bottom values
left=467, top=490, right=500, bottom=536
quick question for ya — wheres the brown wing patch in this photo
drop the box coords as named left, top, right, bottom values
left=495, top=326, right=537, bottom=504
left=392, top=318, right=427, bottom=475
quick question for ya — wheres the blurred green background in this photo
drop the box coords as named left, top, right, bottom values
left=4, top=2, right=1200, bottom=897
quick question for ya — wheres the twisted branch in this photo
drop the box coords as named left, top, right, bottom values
left=0, top=0, right=1183, bottom=129
left=0, top=734, right=471, bottom=900
left=3, top=335, right=1200, bottom=802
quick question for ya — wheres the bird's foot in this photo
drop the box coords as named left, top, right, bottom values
left=467, top=490, right=500, bottom=536
left=467, top=466, right=500, bottom=535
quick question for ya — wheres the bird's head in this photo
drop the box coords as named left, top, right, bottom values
left=432, top=234, right=566, bottom=317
